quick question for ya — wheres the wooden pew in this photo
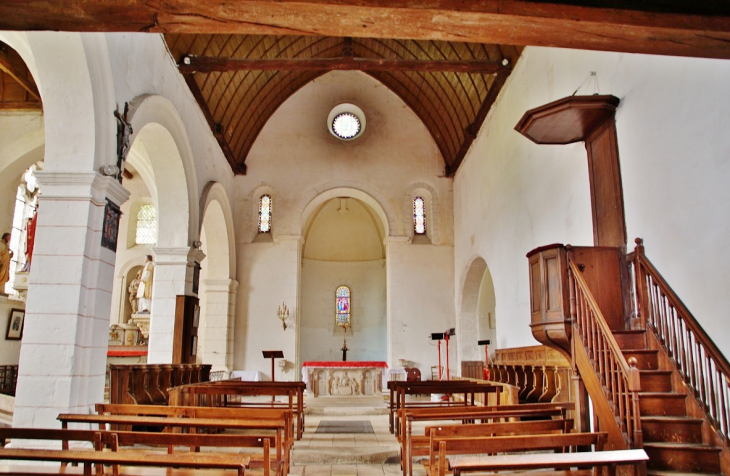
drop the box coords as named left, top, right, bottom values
left=58, top=413, right=286, bottom=475
left=168, top=382, right=306, bottom=440
left=0, top=427, right=281, bottom=476
left=424, top=432, right=608, bottom=476
left=399, top=402, right=573, bottom=476
left=0, top=447, right=250, bottom=476
left=94, top=404, right=292, bottom=474
left=404, top=418, right=572, bottom=474
left=389, top=381, right=502, bottom=436
left=449, top=449, right=649, bottom=476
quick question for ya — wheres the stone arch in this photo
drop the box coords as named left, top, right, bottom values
left=293, top=183, right=398, bottom=237
left=198, top=181, right=237, bottom=373
left=127, top=94, right=199, bottom=249
left=457, top=256, right=492, bottom=363
left=403, top=182, right=441, bottom=245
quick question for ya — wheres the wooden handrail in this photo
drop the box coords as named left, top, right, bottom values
left=568, top=260, right=643, bottom=448
left=632, top=238, right=730, bottom=440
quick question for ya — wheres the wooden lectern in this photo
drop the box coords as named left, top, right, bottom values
left=262, top=350, right=284, bottom=382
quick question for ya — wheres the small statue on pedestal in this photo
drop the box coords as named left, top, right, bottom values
left=128, top=271, right=141, bottom=314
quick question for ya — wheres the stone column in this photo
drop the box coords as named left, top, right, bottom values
left=200, top=278, right=238, bottom=374
left=13, top=172, right=129, bottom=428
left=147, top=247, right=205, bottom=363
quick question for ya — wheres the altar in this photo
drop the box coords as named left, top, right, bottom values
left=302, top=361, right=388, bottom=397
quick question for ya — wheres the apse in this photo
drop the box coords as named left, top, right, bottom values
left=300, top=197, right=387, bottom=362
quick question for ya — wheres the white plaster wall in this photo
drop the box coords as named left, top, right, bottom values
left=388, top=242, right=455, bottom=376
left=104, top=34, right=234, bottom=229
left=477, top=268, right=497, bottom=350
left=235, top=238, right=300, bottom=381
left=0, top=297, right=25, bottom=365
left=234, top=71, right=454, bottom=376
left=300, top=259, right=386, bottom=362
left=454, top=46, right=730, bottom=359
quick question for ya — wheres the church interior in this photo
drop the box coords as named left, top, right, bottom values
left=0, top=2, right=730, bottom=475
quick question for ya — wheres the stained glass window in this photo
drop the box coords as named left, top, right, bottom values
left=258, top=195, right=272, bottom=233
left=335, top=285, right=351, bottom=327
left=413, top=197, right=426, bottom=235
left=135, top=204, right=157, bottom=245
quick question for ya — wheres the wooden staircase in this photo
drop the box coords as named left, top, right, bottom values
left=614, top=329, right=723, bottom=475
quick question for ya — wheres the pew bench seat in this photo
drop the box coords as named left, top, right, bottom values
left=448, top=449, right=649, bottom=476
left=0, top=448, right=250, bottom=476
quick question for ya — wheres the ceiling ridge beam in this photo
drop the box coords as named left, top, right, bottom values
left=1, top=1, right=729, bottom=59
left=179, top=55, right=507, bottom=74
left=182, top=74, right=246, bottom=174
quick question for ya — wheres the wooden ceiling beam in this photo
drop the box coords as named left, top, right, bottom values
left=447, top=69, right=510, bottom=177
left=0, top=101, right=42, bottom=111
left=182, top=74, right=246, bottom=174
left=178, top=55, right=507, bottom=74
left=0, top=51, right=41, bottom=102
left=1, top=1, right=729, bottom=59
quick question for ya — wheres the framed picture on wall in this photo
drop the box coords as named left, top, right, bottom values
left=6, top=309, right=25, bottom=340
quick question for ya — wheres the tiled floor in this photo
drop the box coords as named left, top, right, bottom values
left=291, top=396, right=426, bottom=476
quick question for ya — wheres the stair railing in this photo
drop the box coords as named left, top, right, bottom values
left=630, top=238, right=730, bottom=441
left=568, top=260, right=643, bottom=447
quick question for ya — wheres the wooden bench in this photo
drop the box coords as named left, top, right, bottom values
left=389, top=381, right=503, bottom=435
left=0, top=427, right=281, bottom=476
left=399, top=403, right=573, bottom=476
left=403, top=418, right=573, bottom=476
left=168, top=382, right=306, bottom=440
left=94, top=403, right=294, bottom=458
left=449, top=449, right=649, bottom=476
left=58, top=414, right=287, bottom=476
left=423, top=431, right=608, bottom=476
left=0, top=447, right=250, bottom=476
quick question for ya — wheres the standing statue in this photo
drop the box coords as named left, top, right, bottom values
left=21, top=210, right=37, bottom=272
left=136, top=255, right=155, bottom=313
left=128, top=271, right=141, bottom=314
left=0, top=233, right=14, bottom=294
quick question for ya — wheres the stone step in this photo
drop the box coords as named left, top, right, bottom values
left=306, top=406, right=389, bottom=416
left=292, top=445, right=399, bottom=465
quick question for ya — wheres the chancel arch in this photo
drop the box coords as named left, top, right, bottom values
left=299, top=190, right=388, bottom=364
left=198, top=182, right=237, bottom=375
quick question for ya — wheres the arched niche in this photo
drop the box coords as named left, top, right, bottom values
left=298, top=190, right=388, bottom=363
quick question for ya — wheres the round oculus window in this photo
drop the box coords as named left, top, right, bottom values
left=327, top=103, right=366, bottom=141
left=332, top=113, right=361, bottom=139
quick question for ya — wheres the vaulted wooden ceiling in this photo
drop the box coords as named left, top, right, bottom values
left=166, top=35, right=522, bottom=175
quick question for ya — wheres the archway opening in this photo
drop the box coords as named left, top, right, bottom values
left=459, top=257, right=497, bottom=367
left=300, top=196, right=387, bottom=362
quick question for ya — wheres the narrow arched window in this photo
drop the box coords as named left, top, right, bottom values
left=258, top=195, right=272, bottom=233
left=135, top=204, right=157, bottom=245
left=413, top=197, right=426, bottom=235
left=335, top=285, right=351, bottom=327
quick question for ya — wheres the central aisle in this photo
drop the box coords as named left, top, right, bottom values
left=290, top=395, right=424, bottom=476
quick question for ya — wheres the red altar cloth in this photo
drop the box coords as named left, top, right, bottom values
left=302, top=361, right=388, bottom=368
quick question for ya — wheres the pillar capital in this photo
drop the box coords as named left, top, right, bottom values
left=34, top=171, right=130, bottom=207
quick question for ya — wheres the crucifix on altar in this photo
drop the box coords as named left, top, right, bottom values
left=336, top=285, right=351, bottom=361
